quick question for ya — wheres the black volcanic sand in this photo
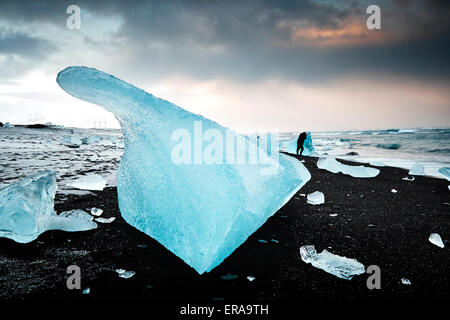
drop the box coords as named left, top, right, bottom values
left=1, top=155, right=449, bottom=308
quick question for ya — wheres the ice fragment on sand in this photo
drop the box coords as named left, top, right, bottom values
left=299, top=245, right=365, bottom=280
left=95, top=217, right=115, bottom=223
left=401, top=278, right=411, bottom=285
left=247, top=276, right=255, bottom=282
left=306, top=191, right=325, bottom=205
left=115, top=269, right=135, bottom=279
left=90, top=207, right=103, bottom=216
left=409, top=162, right=425, bottom=175
left=68, top=174, right=107, bottom=191
left=82, top=287, right=90, bottom=294
left=428, top=233, right=445, bottom=248
left=317, top=157, right=379, bottom=178
left=0, top=171, right=97, bottom=243
left=391, top=189, right=397, bottom=193
left=402, top=176, right=415, bottom=181
left=57, top=66, right=311, bottom=274
left=438, top=167, right=450, bottom=181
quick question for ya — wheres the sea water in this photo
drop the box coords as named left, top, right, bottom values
left=280, top=127, right=450, bottom=179
left=1, top=126, right=449, bottom=197
left=0, top=125, right=123, bottom=201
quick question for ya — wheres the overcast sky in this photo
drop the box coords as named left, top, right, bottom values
left=0, top=0, right=449, bottom=132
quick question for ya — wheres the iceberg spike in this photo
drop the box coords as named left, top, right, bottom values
left=57, top=66, right=310, bottom=274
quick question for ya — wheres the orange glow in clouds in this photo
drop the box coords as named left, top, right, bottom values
left=277, top=18, right=384, bottom=47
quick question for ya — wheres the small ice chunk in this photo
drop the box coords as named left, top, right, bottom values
left=81, top=136, right=101, bottom=145
left=391, top=189, right=398, bottom=193
left=58, top=209, right=97, bottom=225
left=88, top=154, right=101, bottom=162
left=68, top=174, right=107, bottom=191
left=307, top=191, right=325, bottom=205
left=247, top=276, right=255, bottom=282
left=62, top=135, right=82, bottom=148
left=428, top=233, right=445, bottom=248
left=3, top=122, right=13, bottom=128
left=329, top=214, right=338, bottom=217
left=90, top=207, right=103, bottom=216
left=82, top=287, right=90, bottom=294
left=220, top=274, right=237, bottom=280
left=120, top=271, right=135, bottom=279
left=270, top=239, right=279, bottom=243
left=402, top=176, right=415, bottom=181
left=438, top=167, right=450, bottom=181
left=317, top=157, right=379, bottom=178
left=258, top=239, right=267, bottom=243
left=409, top=162, right=425, bottom=176
left=95, top=217, right=115, bottom=223
left=299, top=245, right=365, bottom=280
left=0, top=171, right=97, bottom=243
left=115, top=269, right=135, bottom=279
left=401, top=278, right=411, bottom=285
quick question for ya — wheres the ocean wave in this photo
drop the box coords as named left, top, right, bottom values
left=340, top=138, right=359, bottom=142
left=398, top=129, right=417, bottom=133
left=376, top=143, right=401, bottom=150
left=428, top=148, right=450, bottom=154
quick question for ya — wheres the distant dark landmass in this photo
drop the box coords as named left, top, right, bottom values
left=12, top=124, right=64, bottom=129
left=25, top=124, right=51, bottom=129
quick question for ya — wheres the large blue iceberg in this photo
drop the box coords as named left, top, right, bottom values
left=57, top=67, right=311, bottom=274
left=57, top=66, right=310, bottom=274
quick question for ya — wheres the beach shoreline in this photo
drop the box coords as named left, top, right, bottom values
left=0, top=155, right=449, bottom=304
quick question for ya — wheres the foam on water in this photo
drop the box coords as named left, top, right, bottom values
left=279, top=128, right=450, bottom=179
left=0, top=125, right=123, bottom=200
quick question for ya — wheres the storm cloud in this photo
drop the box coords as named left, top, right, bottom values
left=0, top=0, right=448, bottom=83
left=0, top=0, right=449, bottom=130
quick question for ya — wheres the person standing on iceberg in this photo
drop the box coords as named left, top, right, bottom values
left=296, top=132, right=307, bottom=156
